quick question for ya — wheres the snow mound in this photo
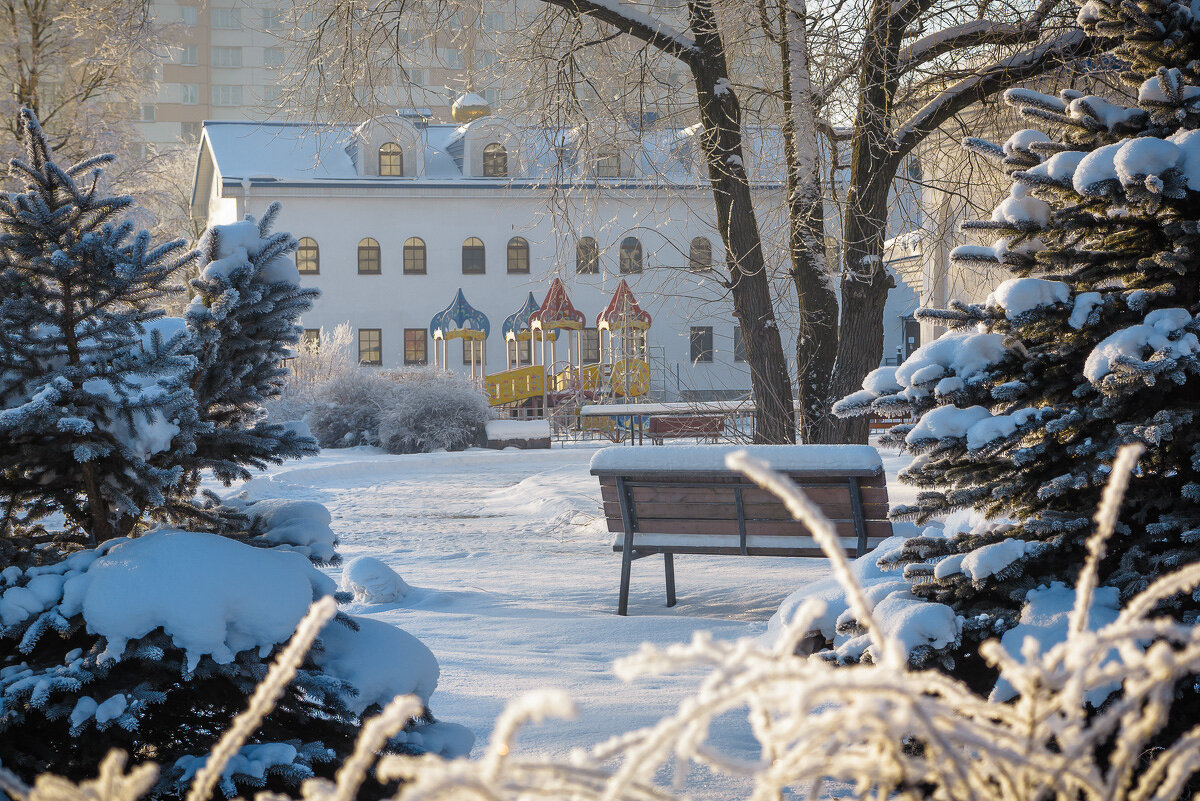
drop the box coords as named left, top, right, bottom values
left=246, top=498, right=338, bottom=563
left=906, top=405, right=992, bottom=444
left=486, top=419, right=551, bottom=440
left=63, top=531, right=329, bottom=671
left=341, top=556, right=411, bottom=603
left=315, top=615, right=440, bottom=713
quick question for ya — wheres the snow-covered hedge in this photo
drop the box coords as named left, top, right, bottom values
left=303, top=368, right=488, bottom=454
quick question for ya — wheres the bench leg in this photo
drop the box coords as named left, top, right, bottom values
left=664, top=553, right=676, bottom=607
left=618, top=545, right=634, bottom=616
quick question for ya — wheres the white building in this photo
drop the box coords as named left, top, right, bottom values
left=191, top=106, right=920, bottom=401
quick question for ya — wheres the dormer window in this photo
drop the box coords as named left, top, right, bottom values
left=379, top=142, right=404, bottom=176
left=483, top=142, right=508, bottom=177
left=596, top=148, right=620, bottom=178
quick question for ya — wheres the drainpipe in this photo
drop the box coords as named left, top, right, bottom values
left=241, top=177, right=251, bottom=217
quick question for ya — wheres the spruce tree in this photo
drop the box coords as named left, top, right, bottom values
left=163, top=204, right=319, bottom=531
left=835, top=0, right=1200, bottom=672
left=0, top=110, right=198, bottom=547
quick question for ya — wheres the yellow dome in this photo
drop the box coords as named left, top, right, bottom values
left=451, top=92, right=491, bottom=123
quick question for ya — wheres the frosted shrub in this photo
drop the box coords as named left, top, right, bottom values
left=11, top=445, right=1200, bottom=801
left=306, top=368, right=487, bottom=454
left=305, top=370, right=395, bottom=448
left=376, top=374, right=487, bottom=455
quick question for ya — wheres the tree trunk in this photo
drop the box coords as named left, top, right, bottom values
left=689, top=0, right=795, bottom=444
left=780, top=0, right=839, bottom=444
left=828, top=0, right=903, bottom=444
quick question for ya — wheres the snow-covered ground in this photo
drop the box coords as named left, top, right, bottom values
left=220, top=443, right=914, bottom=799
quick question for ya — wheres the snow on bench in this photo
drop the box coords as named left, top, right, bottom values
left=589, top=445, right=891, bottom=615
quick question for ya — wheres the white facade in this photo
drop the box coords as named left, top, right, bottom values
left=193, top=116, right=784, bottom=400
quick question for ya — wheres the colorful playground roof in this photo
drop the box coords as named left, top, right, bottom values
left=529, top=278, right=586, bottom=331
left=596, top=279, right=653, bottom=331
left=430, top=288, right=490, bottom=340
left=502, top=292, right=540, bottom=341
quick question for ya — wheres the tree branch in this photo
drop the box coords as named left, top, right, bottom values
left=537, top=0, right=697, bottom=63
left=891, top=29, right=1095, bottom=159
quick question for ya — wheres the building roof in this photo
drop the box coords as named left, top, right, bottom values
left=195, top=117, right=788, bottom=193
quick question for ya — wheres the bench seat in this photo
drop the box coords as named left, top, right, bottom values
left=591, top=445, right=891, bottom=614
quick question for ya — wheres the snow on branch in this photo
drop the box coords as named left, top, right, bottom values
left=892, top=29, right=1094, bottom=159
left=538, top=0, right=697, bottom=61
left=897, top=19, right=1037, bottom=72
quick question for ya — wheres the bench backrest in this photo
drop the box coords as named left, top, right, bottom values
left=593, top=469, right=891, bottom=558
left=647, top=416, right=725, bottom=436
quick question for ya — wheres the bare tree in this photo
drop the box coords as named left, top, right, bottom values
left=815, top=0, right=1096, bottom=441
left=284, top=0, right=799, bottom=443
left=0, top=0, right=169, bottom=162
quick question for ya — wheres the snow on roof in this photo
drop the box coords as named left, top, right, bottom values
left=202, top=119, right=785, bottom=187
left=589, top=444, right=883, bottom=474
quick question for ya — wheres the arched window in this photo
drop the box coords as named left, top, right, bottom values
left=295, top=237, right=319, bottom=274
left=482, top=142, right=508, bottom=177
left=576, top=237, right=599, bottom=274
left=507, top=237, right=530, bottom=274
left=379, top=142, right=404, bottom=176
left=688, top=236, right=712, bottom=270
left=358, top=237, right=381, bottom=274
left=619, top=236, right=642, bottom=274
left=403, top=237, right=426, bottom=274
left=462, top=236, right=485, bottom=274
left=596, top=147, right=620, bottom=178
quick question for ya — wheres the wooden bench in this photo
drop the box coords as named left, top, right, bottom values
left=590, top=445, right=892, bottom=615
left=647, top=415, right=725, bottom=444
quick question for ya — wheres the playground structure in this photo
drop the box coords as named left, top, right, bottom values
left=430, top=279, right=654, bottom=435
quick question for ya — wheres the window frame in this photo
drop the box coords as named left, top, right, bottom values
left=357, top=237, right=381, bottom=275
left=619, top=236, right=643, bottom=274
left=358, top=329, right=382, bottom=366
left=506, top=237, right=530, bottom=274
left=379, top=142, right=404, bottom=177
left=690, top=326, right=714, bottom=364
left=403, top=237, right=426, bottom=274
left=581, top=327, right=601, bottom=364
left=596, top=148, right=621, bottom=178
left=295, top=237, right=320, bottom=275
left=462, top=237, right=486, bottom=274
left=689, top=236, right=713, bottom=271
left=733, top=326, right=748, bottom=362
left=403, top=328, right=428, bottom=365
left=576, top=237, right=599, bottom=274
left=482, top=142, right=508, bottom=177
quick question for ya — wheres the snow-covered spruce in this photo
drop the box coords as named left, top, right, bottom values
left=0, top=110, right=199, bottom=546
left=0, top=531, right=470, bottom=796
left=834, top=0, right=1200, bottom=683
left=167, top=204, right=320, bottom=530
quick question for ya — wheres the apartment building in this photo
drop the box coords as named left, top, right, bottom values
left=138, top=0, right=496, bottom=150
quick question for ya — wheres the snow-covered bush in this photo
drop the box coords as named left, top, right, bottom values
left=0, top=531, right=470, bottom=796
left=305, top=370, right=394, bottom=448
left=9, top=447, right=1200, bottom=801
left=376, top=373, right=487, bottom=455
left=265, top=324, right=356, bottom=425
left=832, top=0, right=1200, bottom=681
left=306, top=368, right=487, bottom=454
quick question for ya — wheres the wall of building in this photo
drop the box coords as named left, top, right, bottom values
left=228, top=182, right=769, bottom=400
